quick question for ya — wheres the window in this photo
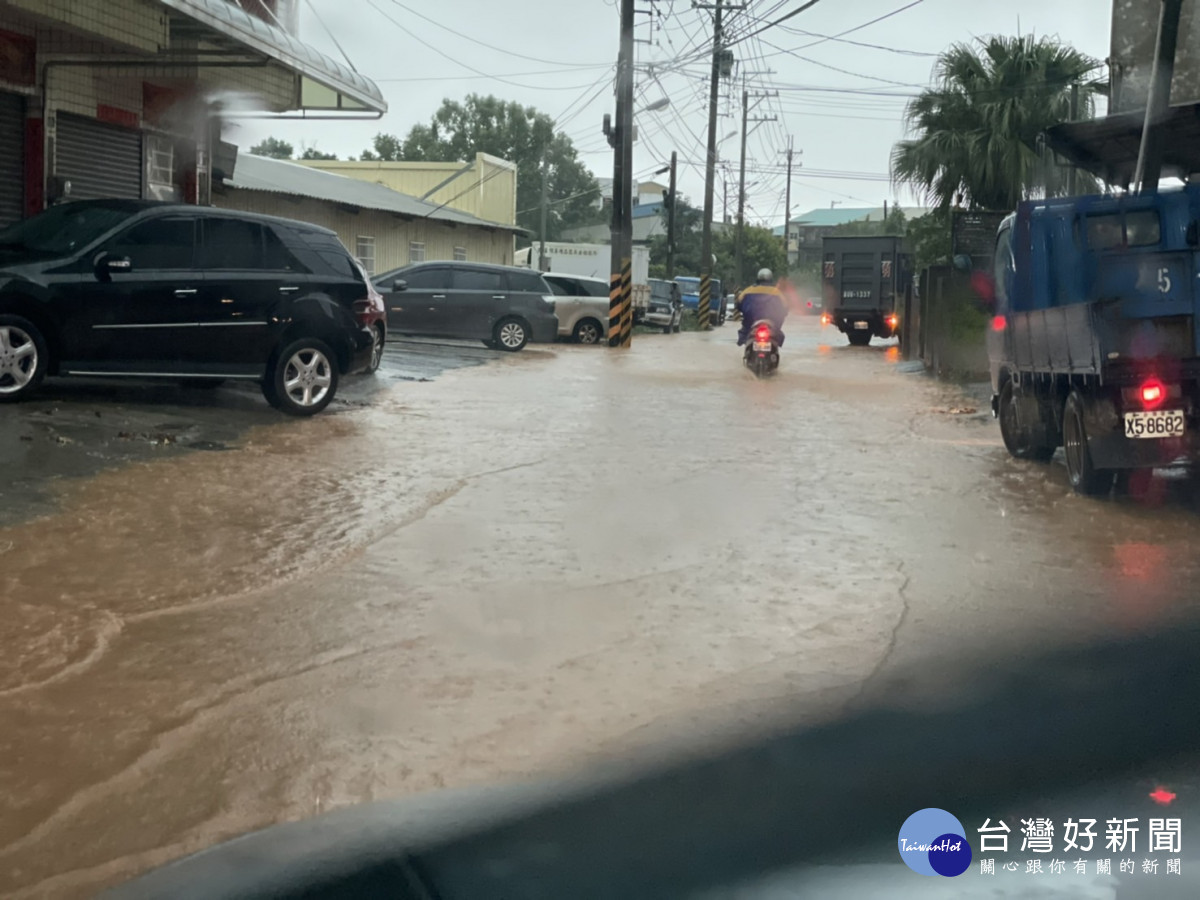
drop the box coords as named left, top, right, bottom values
left=453, top=269, right=505, bottom=292
left=107, top=216, right=195, bottom=270
left=993, top=226, right=1012, bottom=311
left=546, top=279, right=572, bottom=296
left=356, top=236, right=376, bottom=276
left=296, top=230, right=356, bottom=278
left=1126, top=210, right=1161, bottom=247
left=453, top=246, right=467, bottom=261
left=507, top=270, right=549, bottom=293
left=146, top=135, right=175, bottom=188
left=263, top=228, right=306, bottom=272
left=582, top=279, right=611, bottom=298
left=409, top=241, right=425, bottom=263
left=1086, top=210, right=1161, bottom=250
left=399, top=267, right=450, bottom=290
left=202, top=218, right=263, bottom=269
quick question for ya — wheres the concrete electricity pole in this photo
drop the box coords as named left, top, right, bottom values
left=539, top=155, right=549, bottom=272
left=782, top=138, right=793, bottom=260
left=662, top=151, right=678, bottom=279
left=1134, top=0, right=1184, bottom=194
left=697, top=0, right=726, bottom=331
left=605, top=0, right=636, bottom=347
left=734, top=88, right=776, bottom=290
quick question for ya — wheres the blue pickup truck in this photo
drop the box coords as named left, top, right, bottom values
left=674, top=276, right=726, bottom=326
left=991, top=185, right=1200, bottom=494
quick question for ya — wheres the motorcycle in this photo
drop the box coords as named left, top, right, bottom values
left=743, top=320, right=780, bottom=378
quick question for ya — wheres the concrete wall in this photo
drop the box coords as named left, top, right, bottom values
left=213, top=187, right=515, bottom=274
left=299, top=154, right=518, bottom=227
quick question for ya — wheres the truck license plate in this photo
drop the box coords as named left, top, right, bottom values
left=1124, top=410, right=1186, bottom=439
left=853, top=321, right=870, bottom=330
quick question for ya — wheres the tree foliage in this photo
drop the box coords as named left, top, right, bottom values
left=831, top=208, right=909, bottom=237
left=647, top=198, right=702, bottom=278
left=250, top=136, right=294, bottom=159
left=714, top=225, right=787, bottom=291
left=249, top=138, right=338, bottom=161
left=905, top=212, right=954, bottom=272
left=892, top=35, right=1100, bottom=210
left=360, top=95, right=603, bottom=238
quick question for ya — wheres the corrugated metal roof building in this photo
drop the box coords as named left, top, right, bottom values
left=214, top=153, right=523, bottom=275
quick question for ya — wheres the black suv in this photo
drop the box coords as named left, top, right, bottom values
left=375, top=261, right=558, bottom=351
left=0, top=200, right=385, bottom=415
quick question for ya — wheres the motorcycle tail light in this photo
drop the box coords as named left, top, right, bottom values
left=755, top=325, right=772, bottom=342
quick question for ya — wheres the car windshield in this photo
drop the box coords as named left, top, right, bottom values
left=7, top=3, right=1200, bottom=899
left=0, top=202, right=132, bottom=256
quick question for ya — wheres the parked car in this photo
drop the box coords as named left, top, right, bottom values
left=374, top=262, right=558, bottom=352
left=543, top=273, right=609, bottom=345
left=0, top=199, right=382, bottom=416
left=645, top=278, right=683, bottom=333
left=674, top=275, right=726, bottom=325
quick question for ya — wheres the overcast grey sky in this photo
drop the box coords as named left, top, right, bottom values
left=234, top=0, right=1112, bottom=224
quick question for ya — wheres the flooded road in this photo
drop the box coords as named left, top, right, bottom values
left=2, top=318, right=1200, bottom=897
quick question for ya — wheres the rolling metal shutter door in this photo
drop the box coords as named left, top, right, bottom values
left=56, top=113, right=142, bottom=201
left=0, top=93, right=24, bottom=228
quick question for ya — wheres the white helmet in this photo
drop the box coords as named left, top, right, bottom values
left=756, top=268, right=774, bottom=284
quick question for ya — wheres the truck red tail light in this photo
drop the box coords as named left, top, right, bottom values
left=1140, top=378, right=1166, bottom=409
left=991, top=315, right=1007, bottom=332
left=886, top=314, right=899, bottom=328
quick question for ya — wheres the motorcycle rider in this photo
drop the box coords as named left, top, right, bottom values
left=736, top=268, right=788, bottom=347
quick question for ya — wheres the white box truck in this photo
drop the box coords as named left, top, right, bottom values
left=516, top=243, right=650, bottom=321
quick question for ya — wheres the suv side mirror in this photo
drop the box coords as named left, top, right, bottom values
left=392, top=279, right=407, bottom=292
left=93, top=251, right=133, bottom=281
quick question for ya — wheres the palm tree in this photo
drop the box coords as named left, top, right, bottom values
left=892, top=35, right=1101, bottom=210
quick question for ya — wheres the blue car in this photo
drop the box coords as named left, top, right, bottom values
left=674, top=276, right=726, bottom=325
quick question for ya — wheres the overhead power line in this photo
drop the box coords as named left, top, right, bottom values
left=365, top=0, right=607, bottom=91
left=380, top=0, right=610, bottom=68
left=725, top=0, right=824, bottom=48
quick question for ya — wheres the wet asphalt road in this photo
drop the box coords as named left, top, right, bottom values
left=2, top=320, right=1200, bottom=897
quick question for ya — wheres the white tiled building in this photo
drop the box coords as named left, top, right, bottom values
left=0, top=0, right=385, bottom=228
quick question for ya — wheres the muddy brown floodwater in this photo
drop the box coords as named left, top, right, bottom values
left=2, top=318, right=1200, bottom=897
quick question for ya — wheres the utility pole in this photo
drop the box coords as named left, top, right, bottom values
left=666, top=151, right=677, bottom=278
left=1134, top=0, right=1184, bottom=194
left=735, top=87, right=777, bottom=291
left=735, top=88, right=749, bottom=292
left=539, top=155, right=549, bottom=272
left=605, top=0, right=636, bottom=347
left=1067, top=83, right=1080, bottom=196
left=697, top=0, right=725, bottom=331
left=782, top=138, right=793, bottom=261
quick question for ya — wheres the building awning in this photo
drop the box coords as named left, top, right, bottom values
left=157, top=0, right=386, bottom=115
left=1044, top=103, right=1200, bottom=188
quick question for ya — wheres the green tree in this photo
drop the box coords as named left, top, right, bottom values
left=299, top=147, right=338, bottom=160
left=361, top=95, right=603, bottom=238
left=359, top=134, right=403, bottom=161
left=906, top=212, right=953, bottom=272
left=647, top=198, right=702, bottom=278
left=250, top=136, right=294, bottom=159
left=714, top=225, right=787, bottom=291
left=892, top=35, right=1100, bottom=210
left=832, top=207, right=909, bottom=237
